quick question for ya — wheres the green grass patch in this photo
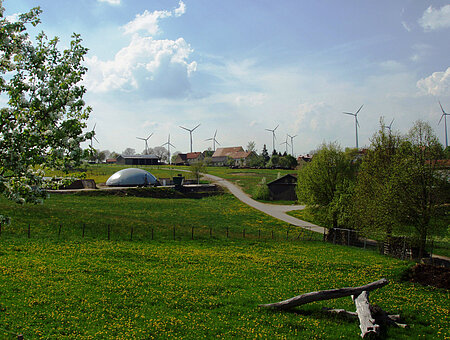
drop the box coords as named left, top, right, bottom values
left=0, top=238, right=448, bottom=339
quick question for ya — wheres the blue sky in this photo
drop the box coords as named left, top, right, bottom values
left=5, top=0, right=450, bottom=155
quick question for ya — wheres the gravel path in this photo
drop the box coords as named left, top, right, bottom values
left=202, top=173, right=327, bottom=234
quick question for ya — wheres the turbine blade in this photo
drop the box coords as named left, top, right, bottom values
left=265, top=128, right=272, bottom=132
left=274, top=124, right=279, bottom=131
left=389, top=118, right=394, bottom=128
left=179, top=126, right=189, bottom=131
left=136, top=137, right=145, bottom=140
left=93, top=136, right=99, bottom=143
left=214, top=130, right=217, bottom=137
left=205, top=138, right=213, bottom=141
left=147, top=133, right=153, bottom=140
left=439, top=101, right=445, bottom=114
left=343, top=112, right=355, bottom=116
left=439, top=114, right=444, bottom=125
left=356, top=104, right=364, bottom=115
left=93, top=123, right=96, bottom=131
left=215, top=140, right=221, bottom=146
left=192, top=124, right=201, bottom=131
left=356, top=117, right=360, bottom=128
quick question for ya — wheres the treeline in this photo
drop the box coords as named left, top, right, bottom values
left=296, top=119, right=450, bottom=258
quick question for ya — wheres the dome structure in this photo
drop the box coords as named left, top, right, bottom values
left=106, top=168, right=158, bottom=187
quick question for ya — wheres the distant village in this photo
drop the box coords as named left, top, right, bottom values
left=95, top=146, right=313, bottom=170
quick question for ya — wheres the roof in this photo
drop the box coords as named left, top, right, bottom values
left=119, top=154, right=160, bottom=159
left=186, top=152, right=202, bottom=159
left=267, top=174, right=298, bottom=186
left=229, top=151, right=253, bottom=159
left=212, top=147, right=244, bottom=158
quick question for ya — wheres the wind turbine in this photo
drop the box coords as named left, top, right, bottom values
left=205, top=129, right=220, bottom=152
left=161, top=134, right=176, bottom=164
left=179, top=124, right=200, bottom=153
left=265, top=124, right=279, bottom=153
left=438, top=101, right=449, bottom=148
left=287, top=134, right=297, bottom=156
left=280, top=134, right=290, bottom=154
left=136, top=133, right=153, bottom=155
left=343, top=104, right=363, bottom=149
left=89, top=123, right=99, bottom=148
left=384, top=118, right=394, bottom=132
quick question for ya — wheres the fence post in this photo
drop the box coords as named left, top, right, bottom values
left=173, top=226, right=175, bottom=241
left=130, top=227, right=134, bottom=241
left=347, top=230, right=350, bottom=246
left=107, top=225, right=110, bottom=241
left=258, top=229, right=261, bottom=239
left=243, top=229, right=245, bottom=239
left=226, top=227, right=229, bottom=238
left=58, top=224, right=62, bottom=238
left=333, top=230, right=336, bottom=244
left=210, top=227, right=212, bottom=237
left=271, top=230, right=274, bottom=240
left=151, top=228, right=154, bottom=240
left=28, top=224, right=30, bottom=239
left=191, top=227, right=194, bottom=240
left=323, top=228, right=326, bottom=242
left=82, top=224, right=85, bottom=238
left=286, top=230, right=289, bottom=241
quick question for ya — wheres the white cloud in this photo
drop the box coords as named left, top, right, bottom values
left=98, top=0, right=121, bottom=5
left=6, top=13, right=19, bottom=22
left=417, top=67, right=450, bottom=96
left=85, top=35, right=196, bottom=97
left=122, top=1, right=186, bottom=36
left=418, top=5, right=450, bottom=32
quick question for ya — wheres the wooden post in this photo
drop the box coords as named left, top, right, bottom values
left=191, top=227, right=194, bottom=240
left=333, top=230, right=336, bottom=244
left=130, top=227, right=134, bottom=241
left=107, top=225, right=110, bottom=241
left=226, top=227, right=229, bottom=238
left=243, top=229, right=245, bottom=239
left=271, top=230, right=274, bottom=240
left=210, top=227, right=212, bottom=237
left=58, top=224, right=62, bottom=238
left=28, top=224, right=30, bottom=239
left=258, top=229, right=261, bottom=239
left=173, top=226, right=175, bottom=240
left=151, top=228, right=154, bottom=240
left=286, top=230, right=289, bottom=241
left=82, top=224, right=85, bottom=238
left=347, top=230, right=351, bottom=246
left=323, top=228, right=326, bottom=242
left=17, top=335, right=24, bottom=340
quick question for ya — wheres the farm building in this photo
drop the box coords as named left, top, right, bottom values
left=174, top=152, right=205, bottom=165
left=116, top=154, right=160, bottom=165
left=267, top=174, right=298, bottom=201
left=211, top=147, right=256, bottom=166
left=106, top=168, right=158, bottom=187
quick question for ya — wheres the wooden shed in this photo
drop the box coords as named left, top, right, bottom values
left=267, top=174, right=298, bottom=201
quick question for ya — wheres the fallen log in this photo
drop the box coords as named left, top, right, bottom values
left=322, top=307, right=406, bottom=328
left=259, top=278, right=388, bottom=310
left=353, top=291, right=380, bottom=338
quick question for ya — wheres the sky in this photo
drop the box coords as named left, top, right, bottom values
left=4, top=0, right=450, bottom=155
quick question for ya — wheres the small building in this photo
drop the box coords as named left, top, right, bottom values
left=210, top=147, right=255, bottom=167
left=297, top=154, right=312, bottom=168
left=267, top=174, right=298, bottom=201
left=106, top=168, right=158, bottom=187
left=174, top=152, right=204, bottom=165
left=116, top=154, right=160, bottom=166
left=106, top=158, right=117, bottom=164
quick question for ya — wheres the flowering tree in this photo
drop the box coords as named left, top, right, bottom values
left=0, top=3, right=92, bottom=222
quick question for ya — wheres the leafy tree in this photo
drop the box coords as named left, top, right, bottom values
left=190, top=161, right=206, bottom=184
left=296, top=142, right=356, bottom=228
left=122, top=148, right=136, bottom=156
left=0, top=4, right=91, bottom=220
left=354, top=120, right=449, bottom=258
left=261, top=144, right=270, bottom=163
left=153, top=146, right=168, bottom=162
left=247, top=141, right=256, bottom=153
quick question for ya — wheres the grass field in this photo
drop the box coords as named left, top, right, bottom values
left=0, top=192, right=449, bottom=339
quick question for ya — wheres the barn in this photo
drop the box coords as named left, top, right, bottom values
left=267, top=174, right=298, bottom=201
left=116, top=155, right=160, bottom=165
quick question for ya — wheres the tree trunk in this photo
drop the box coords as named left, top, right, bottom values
left=259, top=279, right=388, bottom=310
left=352, top=291, right=380, bottom=338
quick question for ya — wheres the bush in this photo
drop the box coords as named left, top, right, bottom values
left=252, top=177, right=271, bottom=200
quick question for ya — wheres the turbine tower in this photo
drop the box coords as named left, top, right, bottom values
left=136, top=133, right=153, bottom=155
left=265, top=124, right=279, bottom=153
left=205, top=130, right=220, bottom=152
left=343, top=104, right=363, bottom=149
left=287, top=134, right=297, bottom=156
left=179, top=124, right=200, bottom=153
left=280, top=134, right=290, bottom=154
left=161, top=134, right=176, bottom=164
left=89, top=123, right=99, bottom=148
left=439, top=101, right=449, bottom=148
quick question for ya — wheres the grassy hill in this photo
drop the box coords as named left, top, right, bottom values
left=0, top=193, right=448, bottom=339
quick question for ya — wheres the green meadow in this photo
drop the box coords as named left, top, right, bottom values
left=0, top=190, right=449, bottom=339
